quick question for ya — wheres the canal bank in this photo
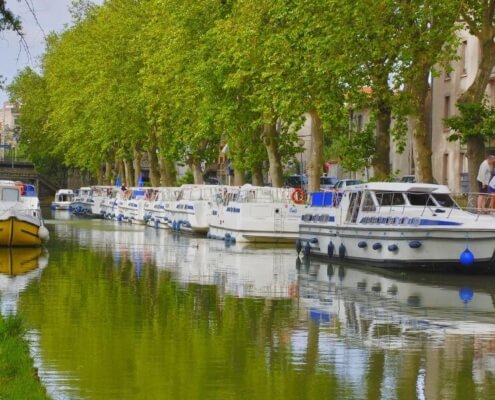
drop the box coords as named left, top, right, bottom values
left=0, top=314, right=49, bottom=399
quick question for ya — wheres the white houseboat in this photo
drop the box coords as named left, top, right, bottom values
left=208, top=184, right=307, bottom=243
left=167, top=185, right=223, bottom=234
left=298, top=182, right=495, bottom=271
left=50, top=189, right=75, bottom=210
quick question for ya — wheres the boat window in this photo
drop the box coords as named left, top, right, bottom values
left=406, top=193, right=436, bottom=206
left=432, top=193, right=457, bottom=208
left=375, top=192, right=405, bottom=206
left=346, top=191, right=362, bottom=223
left=361, top=192, right=376, bottom=212
left=2, top=187, right=20, bottom=201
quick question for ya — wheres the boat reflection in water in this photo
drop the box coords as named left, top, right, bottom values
left=295, top=256, right=495, bottom=398
left=0, top=248, right=48, bottom=315
left=45, top=219, right=495, bottom=399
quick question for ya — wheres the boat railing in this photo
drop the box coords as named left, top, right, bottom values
left=370, top=191, right=495, bottom=221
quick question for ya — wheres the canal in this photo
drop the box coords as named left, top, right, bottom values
left=2, top=211, right=495, bottom=399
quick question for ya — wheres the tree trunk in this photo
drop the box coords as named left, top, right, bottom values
left=467, top=135, right=486, bottom=193
left=104, top=161, right=112, bottom=185
left=147, top=128, right=161, bottom=187
left=306, top=110, right=324, bottom=192
left=410, top=65, right=433, bottom=183
left=262, top=119, right=284, bottom=187
left=251, top=165, right=264, bottom=186
left=95, top=166, right=102, bottom=185
left=458, top=32, right=495, bottom=192
left=133, top=148, right=142, bottom=186
left=116, top=159, right=125, bottom=186
left=123, top=159, right=133, bottom=187
left=372, top=99, right=391, bottom=179
left=159, top=158, right=176, bottom=186
left=234, top=169, right=246, bottom=186
left=190, top=159, right=204, bottom=184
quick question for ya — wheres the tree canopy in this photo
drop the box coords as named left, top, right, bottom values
left=8, top=0, right=489, bottom=188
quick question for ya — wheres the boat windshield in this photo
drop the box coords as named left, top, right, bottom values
left=405, top=192, right=456, bottom=208
left=1, top=187, right=20, bottom=201
left=431, top=193, right=457, bottom=208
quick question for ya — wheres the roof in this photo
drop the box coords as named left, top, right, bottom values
left=348, top=182, right=451, bottom=194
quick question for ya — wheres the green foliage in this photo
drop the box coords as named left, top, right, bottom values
left=177, top=169, right=194, bottom=185
left=330, top=120, right=375, bottom=172
left=0, top=1, right=21, bottom=32
left=447, top=102, right=495, bottom=143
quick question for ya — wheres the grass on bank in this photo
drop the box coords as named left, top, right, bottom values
left=0, top=314, right=50, bottom=400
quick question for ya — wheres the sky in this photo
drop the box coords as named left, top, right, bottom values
left=0, top=0, right=102, bottom=104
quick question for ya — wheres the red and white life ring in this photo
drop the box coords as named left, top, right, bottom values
left=291, top=188, right=306, bottom=204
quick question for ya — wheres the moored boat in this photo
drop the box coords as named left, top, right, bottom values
left=208, top=184, right=307, bottom=243
left=69, top=187, right=93, bottom=215
left=50, top=189, right=75, bottom=210
left=0, top=180, right=49, bottom=247
left=168, top=184, right=223, bottom=234
left=298, top=182, right=495, bottom=272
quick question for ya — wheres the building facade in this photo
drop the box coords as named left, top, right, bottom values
left=0, top=102, right=20, bottom=160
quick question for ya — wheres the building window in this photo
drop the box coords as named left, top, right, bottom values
left=460, top=40, right=467, bottom=76
left=443, top=96, right=450, bottom=130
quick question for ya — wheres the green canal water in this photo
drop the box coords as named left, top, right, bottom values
left=2, top=212, right=495, bottom=399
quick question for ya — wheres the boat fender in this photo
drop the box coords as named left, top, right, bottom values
left=230, top=237, right=236, bottom=243
left=303, top=241, right=311, bottom=257
left=154, top=219, right=159, bottom=229
left=459, top=287, right=474, bottom=303
left=177, top=221, right=182, bottom=231
left=172, top=221, right=177, bottom=231
left=296, top=239, right=302, bottom=255
left=388, top=244, right=398, bottom=252
left=409, top=240, right=422, bottom=249
left=328, top=241, right=334, bottom=257
left=38, top=226, right=50, bottom=242
left=207, top=232, right=212, bottom=239
left=372, top=243, right=382, bottom=250
left=459, top=248, right=475, bottom=266
left=339, top=243, right=345, bottom=259
left=224, top=233, right=231, bottom=241
left=358, top=241, right=367, bottom=249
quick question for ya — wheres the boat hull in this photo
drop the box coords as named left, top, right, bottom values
left=208, top=225, right=298, bottom=243
left=0, top=217, right=43, bottom=247
left=299, top=224, right=495, bottom=272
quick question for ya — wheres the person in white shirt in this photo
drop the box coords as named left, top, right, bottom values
left=477, top=154, right=495, bottom=211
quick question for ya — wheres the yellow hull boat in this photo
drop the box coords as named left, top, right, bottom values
left=0, top=180, right=49, bottom=247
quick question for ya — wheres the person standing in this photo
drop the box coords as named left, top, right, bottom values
left=477, top=154, right=495, bottom=211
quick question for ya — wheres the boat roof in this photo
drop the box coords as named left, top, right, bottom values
left=0, top=180, right=16, bottom=187
left=347, top=182, right=451, bottom=194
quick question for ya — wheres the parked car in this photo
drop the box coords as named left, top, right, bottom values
left=333, top=179, right=363, bottom=191
left=400, top=175, right=438, bottom=184
left=285, top=175, right=308, bottom=189
left=320, top=176, right=338, bottom=190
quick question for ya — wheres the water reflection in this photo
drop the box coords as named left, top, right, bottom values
left=0, top=248, right=48, bottom=315
left=19, top=219, right=495, bottom=399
